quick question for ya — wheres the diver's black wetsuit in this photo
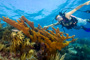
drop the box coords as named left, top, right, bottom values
left=59, top=13, right=78, bottom=29
left=59, top=12, right=90, bottom=32
left=82, top=26, right=90, bottom=32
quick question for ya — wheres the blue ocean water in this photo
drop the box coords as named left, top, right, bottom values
left=0, top=0, right=90, bottom=39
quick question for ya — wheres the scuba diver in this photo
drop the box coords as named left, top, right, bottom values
left=44, top=1, right=90, bottom=32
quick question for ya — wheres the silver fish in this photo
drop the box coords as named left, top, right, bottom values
left=11, top=29, right=19, bottom=32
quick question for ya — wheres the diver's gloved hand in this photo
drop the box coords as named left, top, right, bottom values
left=43, top=26, right=49, bottom=30
left=84, top=1, right=90, bottom=5
left=44, top=26, right=48, bottom=28
left=87, top=19, right=90, bottom=23
left=44, top=26, right=48, bottom=27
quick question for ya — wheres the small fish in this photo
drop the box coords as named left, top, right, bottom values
left=11, top=29, right=19, bottom=32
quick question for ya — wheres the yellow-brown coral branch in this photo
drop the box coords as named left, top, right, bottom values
left=1, top=16, right=77, bottom=55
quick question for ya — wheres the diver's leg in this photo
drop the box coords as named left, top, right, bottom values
left=81, top=26, right=90, bottom=32
left=86, top=19, right=90, bottom=23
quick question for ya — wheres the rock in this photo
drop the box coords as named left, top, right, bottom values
left=68, top=47, right=77, bottom=55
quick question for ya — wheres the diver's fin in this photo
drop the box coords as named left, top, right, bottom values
left=87, top=19, right=90, bottom=23
left=84, top=10, right=90, bottom=13
left=82, top=26, right=90, bottom=32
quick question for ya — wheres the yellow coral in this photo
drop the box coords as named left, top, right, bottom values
left=11, top=32, right=17, bottom=38
left=21, top=53, right=26, bottom=60
left=17, top=31, right=25, bottom=40
left=50, top=52, right=66, bottom=60
left=1, top=16, right=77, bottom=60
left=0, top=44, right=5, bottom=51
left=24, top=38, right=35, bottom=46
left=24, top=38, right=31, bottom=46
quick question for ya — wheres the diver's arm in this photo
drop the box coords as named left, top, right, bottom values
left=44, top=22, right=60, bottom=28
left=65, top=1, right=90, bottom=19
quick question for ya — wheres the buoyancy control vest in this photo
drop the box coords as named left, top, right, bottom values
left=59, top=12, right=78, bottom=29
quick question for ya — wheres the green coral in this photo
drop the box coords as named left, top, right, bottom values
left=82, top=44, right=90, bottom=54
left=2, top=29, right=12, bottom=42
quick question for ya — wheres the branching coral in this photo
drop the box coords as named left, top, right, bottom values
left=0, top=23, right=2, bottom=30
left=0, top=21, right=3, bottom=39
left=0, top=30, right=37, bottom=60
left=0, top=20, right=2, bottom=30
left=2, top=29, right=12, bottom=42
left=0, top=44, right=5, bottom=51
left=50, top=52, right=66, bottom=60
left=1, top=16, right=77, bottom=60
left=10, top=31, right=36, bottom=60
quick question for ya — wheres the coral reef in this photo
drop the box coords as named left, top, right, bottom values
left=0, top=21, right=3, bottom=39
left=76, top=38, right=90, bottom=45
left=0, top=31, right=37, bottom=60
left=50, top=52, right=66, bottom=60
left=0, top=21, right=14, bottom=39
left=2, top=29, right=12, bottom=42
left=11, top=31, right=37, bottom=60
left=62, top=39, right=90, bottom=60
left=0, top=20, right=2, bottom=30
left=0, top=16, right=77, bottom=60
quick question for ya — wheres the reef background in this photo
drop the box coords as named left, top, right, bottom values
left=0, top=0, right=90, bottom=60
